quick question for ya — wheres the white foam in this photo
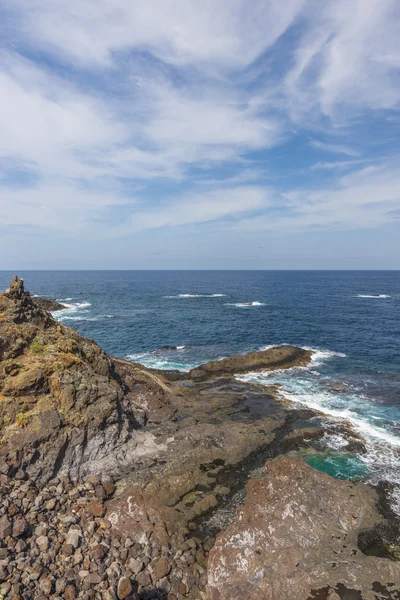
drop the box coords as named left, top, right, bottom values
left=57, top=297, right=73, bottom=301
left=126, top=352, right=195, bottom=372
left=357, top=294, right=391, bottom=299
left=176, top=345, right=185, bottom=350
left=165, top=293, right=226, bottom=298
left=323, top=433, right=349, bottom=450
left=227, top=301, right=265, bottom=308
left=277, top=388, right=400, bottom=447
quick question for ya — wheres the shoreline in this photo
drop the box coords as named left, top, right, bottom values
left=1, top=278, right=399, bottom=599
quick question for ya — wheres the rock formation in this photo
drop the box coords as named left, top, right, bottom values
left=207, top=457, right=400, bottom=599
left=0, top=276, right=176, bottom=482
left=0, top=276, right=399, bottom=600
left=189, top=345, right=311, bottom=381
left=32, top=297, right=66, bottom=312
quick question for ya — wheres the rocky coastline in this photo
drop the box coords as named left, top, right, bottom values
left=0, top=277, right=399, bottom=599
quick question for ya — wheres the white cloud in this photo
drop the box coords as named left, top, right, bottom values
left=114, top=186, right=271, bottom=234
left=0, top=182, right=134, bottom=231
left=0, top=0, right=399, bottom=244
left=227, top=162, right=400, bottom=232
left=285, top=0, right=400, bottom=122
left=5, top=0, right=305, bottom=69
left=309, top=141, right=359, bottom=157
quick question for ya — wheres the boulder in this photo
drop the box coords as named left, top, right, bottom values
left=207, top=457, right=400, bottom=600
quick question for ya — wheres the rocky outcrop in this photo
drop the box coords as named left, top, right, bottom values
left=1, top=276, right=399, bottom=600
left=189, top=345, right=312, bottom=381
left=207, top=456, right=400, bottom=600
left=0, top=277, right=176, bottom=482
left=32, top=297, right=66, bottom=311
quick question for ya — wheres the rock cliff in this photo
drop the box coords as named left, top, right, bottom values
left=0, top=277, right=176, bottom=482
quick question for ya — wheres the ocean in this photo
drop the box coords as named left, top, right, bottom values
left=1, top=270, right=399, bottom=510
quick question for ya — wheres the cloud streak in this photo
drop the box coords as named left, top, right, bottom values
left=0, top=0, right=399, bottom=257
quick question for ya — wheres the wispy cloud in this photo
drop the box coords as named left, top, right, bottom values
left=0, top=0, right=399, bottom=257
left=309, top=141, right=359, bottom=157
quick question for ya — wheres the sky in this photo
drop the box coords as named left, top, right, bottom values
left=0, top=0, right=400, bottom=269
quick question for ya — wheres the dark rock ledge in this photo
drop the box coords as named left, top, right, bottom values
left=0, top=276, right=399, bottom=600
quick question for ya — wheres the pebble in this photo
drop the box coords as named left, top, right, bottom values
left=0, top=469, right=208, bottom=599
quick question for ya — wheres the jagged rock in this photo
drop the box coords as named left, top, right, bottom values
left=32, top=297, right=66, bottom=311
left=207, top=457, right=400, bottom=600
left=5, top=276, right=25, bottom=300
left=0, top=277, right=177, bottom=481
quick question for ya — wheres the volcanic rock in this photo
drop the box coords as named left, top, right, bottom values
left=189, top=345, right=312, bottom=380
left=207, top=456, right=400, bottom=600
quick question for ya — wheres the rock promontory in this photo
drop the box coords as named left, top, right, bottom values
left=189, top=345, right=311, bottom=381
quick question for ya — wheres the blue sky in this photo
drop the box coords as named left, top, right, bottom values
left=0, top=0, right=400, bottom=269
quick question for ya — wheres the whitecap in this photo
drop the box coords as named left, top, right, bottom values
left=357, top=294, right=391, bottom=299
left=165, top=293, right=226, bottom=298
left=126, top=352, right=197, bottom=372
left=227, top=301, right=265, bottom=308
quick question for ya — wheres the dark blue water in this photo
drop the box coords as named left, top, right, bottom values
left=1, top=271, right=399, bottom=507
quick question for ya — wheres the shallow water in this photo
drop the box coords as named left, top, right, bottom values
left=1, top=270, right=399, bottom=509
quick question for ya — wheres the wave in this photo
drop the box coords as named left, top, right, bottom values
left=164, top=293, right=226, bottom=298
left=126, top=351, right=197, bottom=372
left=227, top=301, right=265, bottom=308
left=152, top=345, right=186, bottom=353
left=52, top=300, right=93, bottom=322
left=357, top=294, right=391, bottom=299
left=238, top=344, right=400, bottom=512
left=60, top=314, right=113, bottom=322
left=56, top=297, right=73, bottom=301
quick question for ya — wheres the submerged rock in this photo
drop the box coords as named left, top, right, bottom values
left=207, top=456, right=400, bottom=600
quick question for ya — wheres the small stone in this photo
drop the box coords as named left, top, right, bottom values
left=90, top=544, right=107, bottom=560
left=15, top=539, right=26, bottom=553
left=85, top=572, right=102, bottom=585
left=178, top=583, right=187, bottom=595
left=45, top=498, right=57, bottom=510
left=102, top=479, right=116, bottom=497
left=55, top=578, right=66, bottom=594
left=61, top=543, right=75, bottom=556
left=66, top=528, right=81, bottom=548
left=127, top=557, right=143, bottom=575
left=151, top=557, right=170, bottom=582
left=117, top=576, right=132, bottom=599
left=0, top=515, right=12, bottom=539
left=36, top=535, right=49, bottom=551
left=12, top=518, right=28, bottom=537
left=64, top=583, right=78, bottom=599
left=38, top=574, right=53, bottom=595
left=94, top=485, right=106, bottom=500
left=15, top=470, right=26, bottom=480
left=29, top=563, right=43, bottom=581
left=88, top=502, right=105, bottom=517
left=35, top=524, right=47, bottom=537
left=136, top=571, right=151, bottom=588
